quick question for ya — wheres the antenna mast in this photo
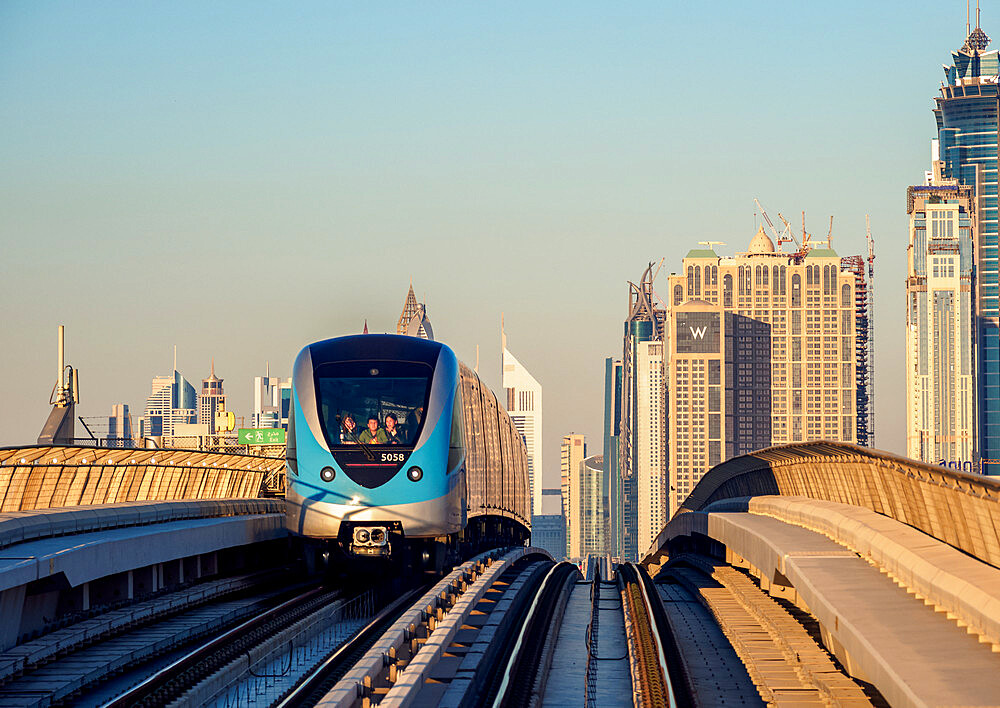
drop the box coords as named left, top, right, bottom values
left=37, top=325, right=78, bottom=445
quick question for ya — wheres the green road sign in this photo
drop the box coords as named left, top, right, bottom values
left=238, top=428, right=286, bottom=445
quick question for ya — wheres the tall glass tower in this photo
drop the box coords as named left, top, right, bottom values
left=935, top=22, right=1000, bottom=473
left=603, top=357, right=622, bottom=557
left=620, top=263, right=666, bottom=561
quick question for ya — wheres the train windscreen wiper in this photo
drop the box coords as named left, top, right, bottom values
left=337, top=415, right=375, bottom=460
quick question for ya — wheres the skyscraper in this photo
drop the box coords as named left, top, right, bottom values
left=619, top=263, right=667, bottom=561
left=931, top=20, right=999, bottom=472
left=198, top=360, right=225, bottom=434
left=502, top=319, right=543, bottom=515
left=635, top=340, right=666, bottom=554
left=906, top=179, right=976, bottom=468
left=140, top=369, right=197, bottom=440
left=580, top=454, right=606, bottom=557
left=107, top=404, right=133, bottom=448
left=252, top=364, right=292, bottom=430
left=397, top=284, right=434, bottom=340
left=666, top=227, right=866, bottom=515
left=667, top=298, right=727, bottom=518
left=603, top=357, right=623, bottom=556
left=560, top=433, right=586, bottom=559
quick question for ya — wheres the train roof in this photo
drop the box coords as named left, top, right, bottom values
left=304, top=334, right=448, bottom=367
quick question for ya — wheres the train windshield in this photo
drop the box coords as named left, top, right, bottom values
left=314, top=360, right=432, bottom=448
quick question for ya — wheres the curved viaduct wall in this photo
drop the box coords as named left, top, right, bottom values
left=672, top=440, right=1000, bottom=568
left=0, top=446, right=284, bottom=511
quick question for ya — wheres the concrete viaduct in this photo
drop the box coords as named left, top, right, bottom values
left=642, top=440, right=1000, bottom=707
left=0, top=446, right=285, bottom=652
left=3, top=442, right=1000, bottom=705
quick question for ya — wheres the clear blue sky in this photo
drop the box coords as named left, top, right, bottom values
left=0, top=1, right=974, bottom=483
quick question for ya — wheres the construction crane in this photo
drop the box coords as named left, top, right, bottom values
left=775, top=212, right=802, bottom=252
left=698, top=240, right=727, bottom=250
left=826, top=215, right=835, bottom=249
left=753, top=198, right=783, bottom=243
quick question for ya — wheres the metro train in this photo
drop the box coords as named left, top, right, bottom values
left=285, top=334, right=531, bottom=570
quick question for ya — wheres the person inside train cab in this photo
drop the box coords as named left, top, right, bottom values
left=340, top=415, right=359, bottom=443
left=384, top=413, right=404, bottom=444
left=358, top=415, right=388, bottom=444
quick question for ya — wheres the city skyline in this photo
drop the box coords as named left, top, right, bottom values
left=5, top=6, right=1000, bottom=705
left=0, top=3, right=987, bottom=477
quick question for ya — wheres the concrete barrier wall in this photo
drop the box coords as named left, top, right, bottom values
left=0, top=498, right=284, bottom=551
left=723, top=495, right=1000, bottom=647
left=0, top=446, right=285, bottom=511
left=672, top=440, right=1000, bottom=568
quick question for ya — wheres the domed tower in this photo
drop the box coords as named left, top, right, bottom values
left=747, top=225, right=776, bottom=254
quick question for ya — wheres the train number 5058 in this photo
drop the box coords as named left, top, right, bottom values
left=381, top=452, right=405, bottom=462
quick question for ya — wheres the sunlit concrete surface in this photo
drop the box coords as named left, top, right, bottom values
left=0, top=500, right=284, bottom=651
left=0, top=446, right=283, bottom=511
left=671, top=440, right=1000, bottom=567
left=644, top=441, right=1000, bottom=708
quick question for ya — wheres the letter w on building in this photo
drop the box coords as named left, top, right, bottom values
left=689, top=326, right=708, bottom=339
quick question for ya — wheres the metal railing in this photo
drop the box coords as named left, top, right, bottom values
left=210, top=590, right=377, bottom=707
left=585, top=564, right=602, bottom=706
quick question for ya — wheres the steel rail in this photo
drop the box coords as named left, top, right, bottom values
left=273, top=585, right=425, bottom=708
left=620, top=563, right=678, bottom=708
left=490, top=561, right=577, bottom=708
left=101, top=585, right=328, bottom=708
left=632, top=563, right=675, bottom=705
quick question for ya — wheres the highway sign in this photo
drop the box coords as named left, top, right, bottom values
left=238, top=428, right=286, bottom=445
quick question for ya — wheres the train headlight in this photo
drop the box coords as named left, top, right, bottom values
left=355, top=528, right=370, bottom=544
left=406, top=466, right=423, bottom=482
left=320, top=466, right=336, bottom=482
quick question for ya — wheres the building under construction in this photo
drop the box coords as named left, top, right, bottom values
left=618, top=263, right=667, bottom=562
left=841, top=253, right=875, bottom=447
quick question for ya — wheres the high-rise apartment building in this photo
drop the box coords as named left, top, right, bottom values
left=140, top=370, right=197, bottom=440
left=580, top=454, right=606, bottom=557
left=253, top=365, right=292, bottom=430
left=198, top=361, right=225, bottom=434
left=932, top=21, right=1000, bottom=472
left=906, top=180, right=976, bottom=469
left=603, top=357, right=623, bottom=556
left=560, top=433, right=586, bottom=559
left=397, top=284, right=434, bottom=340
left=619, top=264, right=667, bottom=561
left=666, top=228, right=866, bottom=515
left=667, top=299, right=727, bottom=517
left=932, top=20, right=1000, bottom=474
left=502, top=321, right=543, bottom=516
left=107, top=404, right=133, bottom=448
left=635, top=341, right=666, bottom=554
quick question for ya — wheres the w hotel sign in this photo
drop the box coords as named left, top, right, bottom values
left=676, top=312, right=721, bottom=353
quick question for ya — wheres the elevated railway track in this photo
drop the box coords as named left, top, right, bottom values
left=0, top=539, right=888, bottom=707
left=7, top=439, right=1000, bottom=705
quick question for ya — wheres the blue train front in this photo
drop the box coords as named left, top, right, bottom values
left=286, top=334, right=530, bottom=567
